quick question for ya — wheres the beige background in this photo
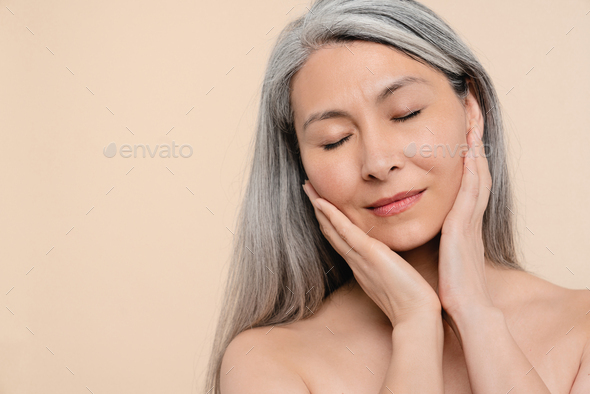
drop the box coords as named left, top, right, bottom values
left=1, top=0, right=589, bottom=392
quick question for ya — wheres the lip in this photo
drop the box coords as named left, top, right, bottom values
left=367, top=189, right=425, bottom=217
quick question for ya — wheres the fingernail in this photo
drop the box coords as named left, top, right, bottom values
left=302, top=184, right=309, bottom=197
left=313, top=199, right=323, bottom=211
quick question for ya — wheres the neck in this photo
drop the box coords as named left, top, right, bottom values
left=397, top=232, right=442, bottom=293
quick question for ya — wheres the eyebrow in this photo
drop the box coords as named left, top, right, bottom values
left=302, top=75, right=430, bottom=132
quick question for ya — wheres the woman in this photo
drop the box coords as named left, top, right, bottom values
left=204, top=0, right=590, bottom=392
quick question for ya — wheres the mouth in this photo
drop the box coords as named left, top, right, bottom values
left=367, top=189, right=426, bottom=217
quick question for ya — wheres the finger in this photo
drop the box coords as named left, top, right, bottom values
left=471, top=126, right=493, bottom=220
left=444, top=130, right=480, bottom=227
left=304, top=181, right=378, bottom=260
left=312, top=197, right=357, bottom=257
left=303, top=182, right=358, bottom=256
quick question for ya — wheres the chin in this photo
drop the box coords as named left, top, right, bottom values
left=375, top=222, right=441, bottom=252
left=386, top=239, right=428, bottom=253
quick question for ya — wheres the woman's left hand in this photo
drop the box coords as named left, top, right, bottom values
left=437, top=124, right=496, bottom=335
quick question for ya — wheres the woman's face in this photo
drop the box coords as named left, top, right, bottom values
left=291, top=40, right=484, bottom=252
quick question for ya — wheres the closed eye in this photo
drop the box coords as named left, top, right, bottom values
left=322, top=109, right=422, bottom=151
left=322, top=135, right=351, bottom=151
left=392, top=109, right=421, bottom=122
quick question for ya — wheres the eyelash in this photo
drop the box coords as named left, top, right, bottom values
left=322, top=135, right=351, bottom=151
left=393, top=109, right=421, bottom=123
left=322, top=109, right=422, bottom=151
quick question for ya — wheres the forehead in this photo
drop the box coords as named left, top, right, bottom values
left=290, top=41, right=444, bottom=129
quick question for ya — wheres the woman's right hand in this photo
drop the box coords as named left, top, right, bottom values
left=303, top=180, right=441, bottom=327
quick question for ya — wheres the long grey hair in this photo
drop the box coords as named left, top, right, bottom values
left=203, top=0, right=527, bottom=392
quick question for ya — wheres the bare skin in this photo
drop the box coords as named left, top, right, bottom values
left=219, top=41, right=590, bottom=393
left=221, top=267, right=590, bottom=393
left=245, top=270, right=590, bottom=393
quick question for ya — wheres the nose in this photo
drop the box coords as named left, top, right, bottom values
left=360, top=124, right=406, bottom=181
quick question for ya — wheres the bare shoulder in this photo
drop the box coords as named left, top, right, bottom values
left=219, top=325, right=310, bottom=394
left=512, top=268, right=590, bottom=337
left=553, top=283, right=590, bottom=339
left=518, top=266, right=585, bottom=300
left=525, top=269, right=590, bottom=314
left=565, top=286, right=590, bottom=339
left=520, top=271, right=590, bottom=391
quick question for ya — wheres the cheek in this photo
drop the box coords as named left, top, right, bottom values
left=429, top=123, right=467, bottom=208
left=409, top=129, right=466, bottom=224
left=429, top=153, right=465, bottom=218
left=416, top=114, right=466, bottom=195
left=304, top=155, right=355, bottom=206
left=405, top=115, right=467, bottom=172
